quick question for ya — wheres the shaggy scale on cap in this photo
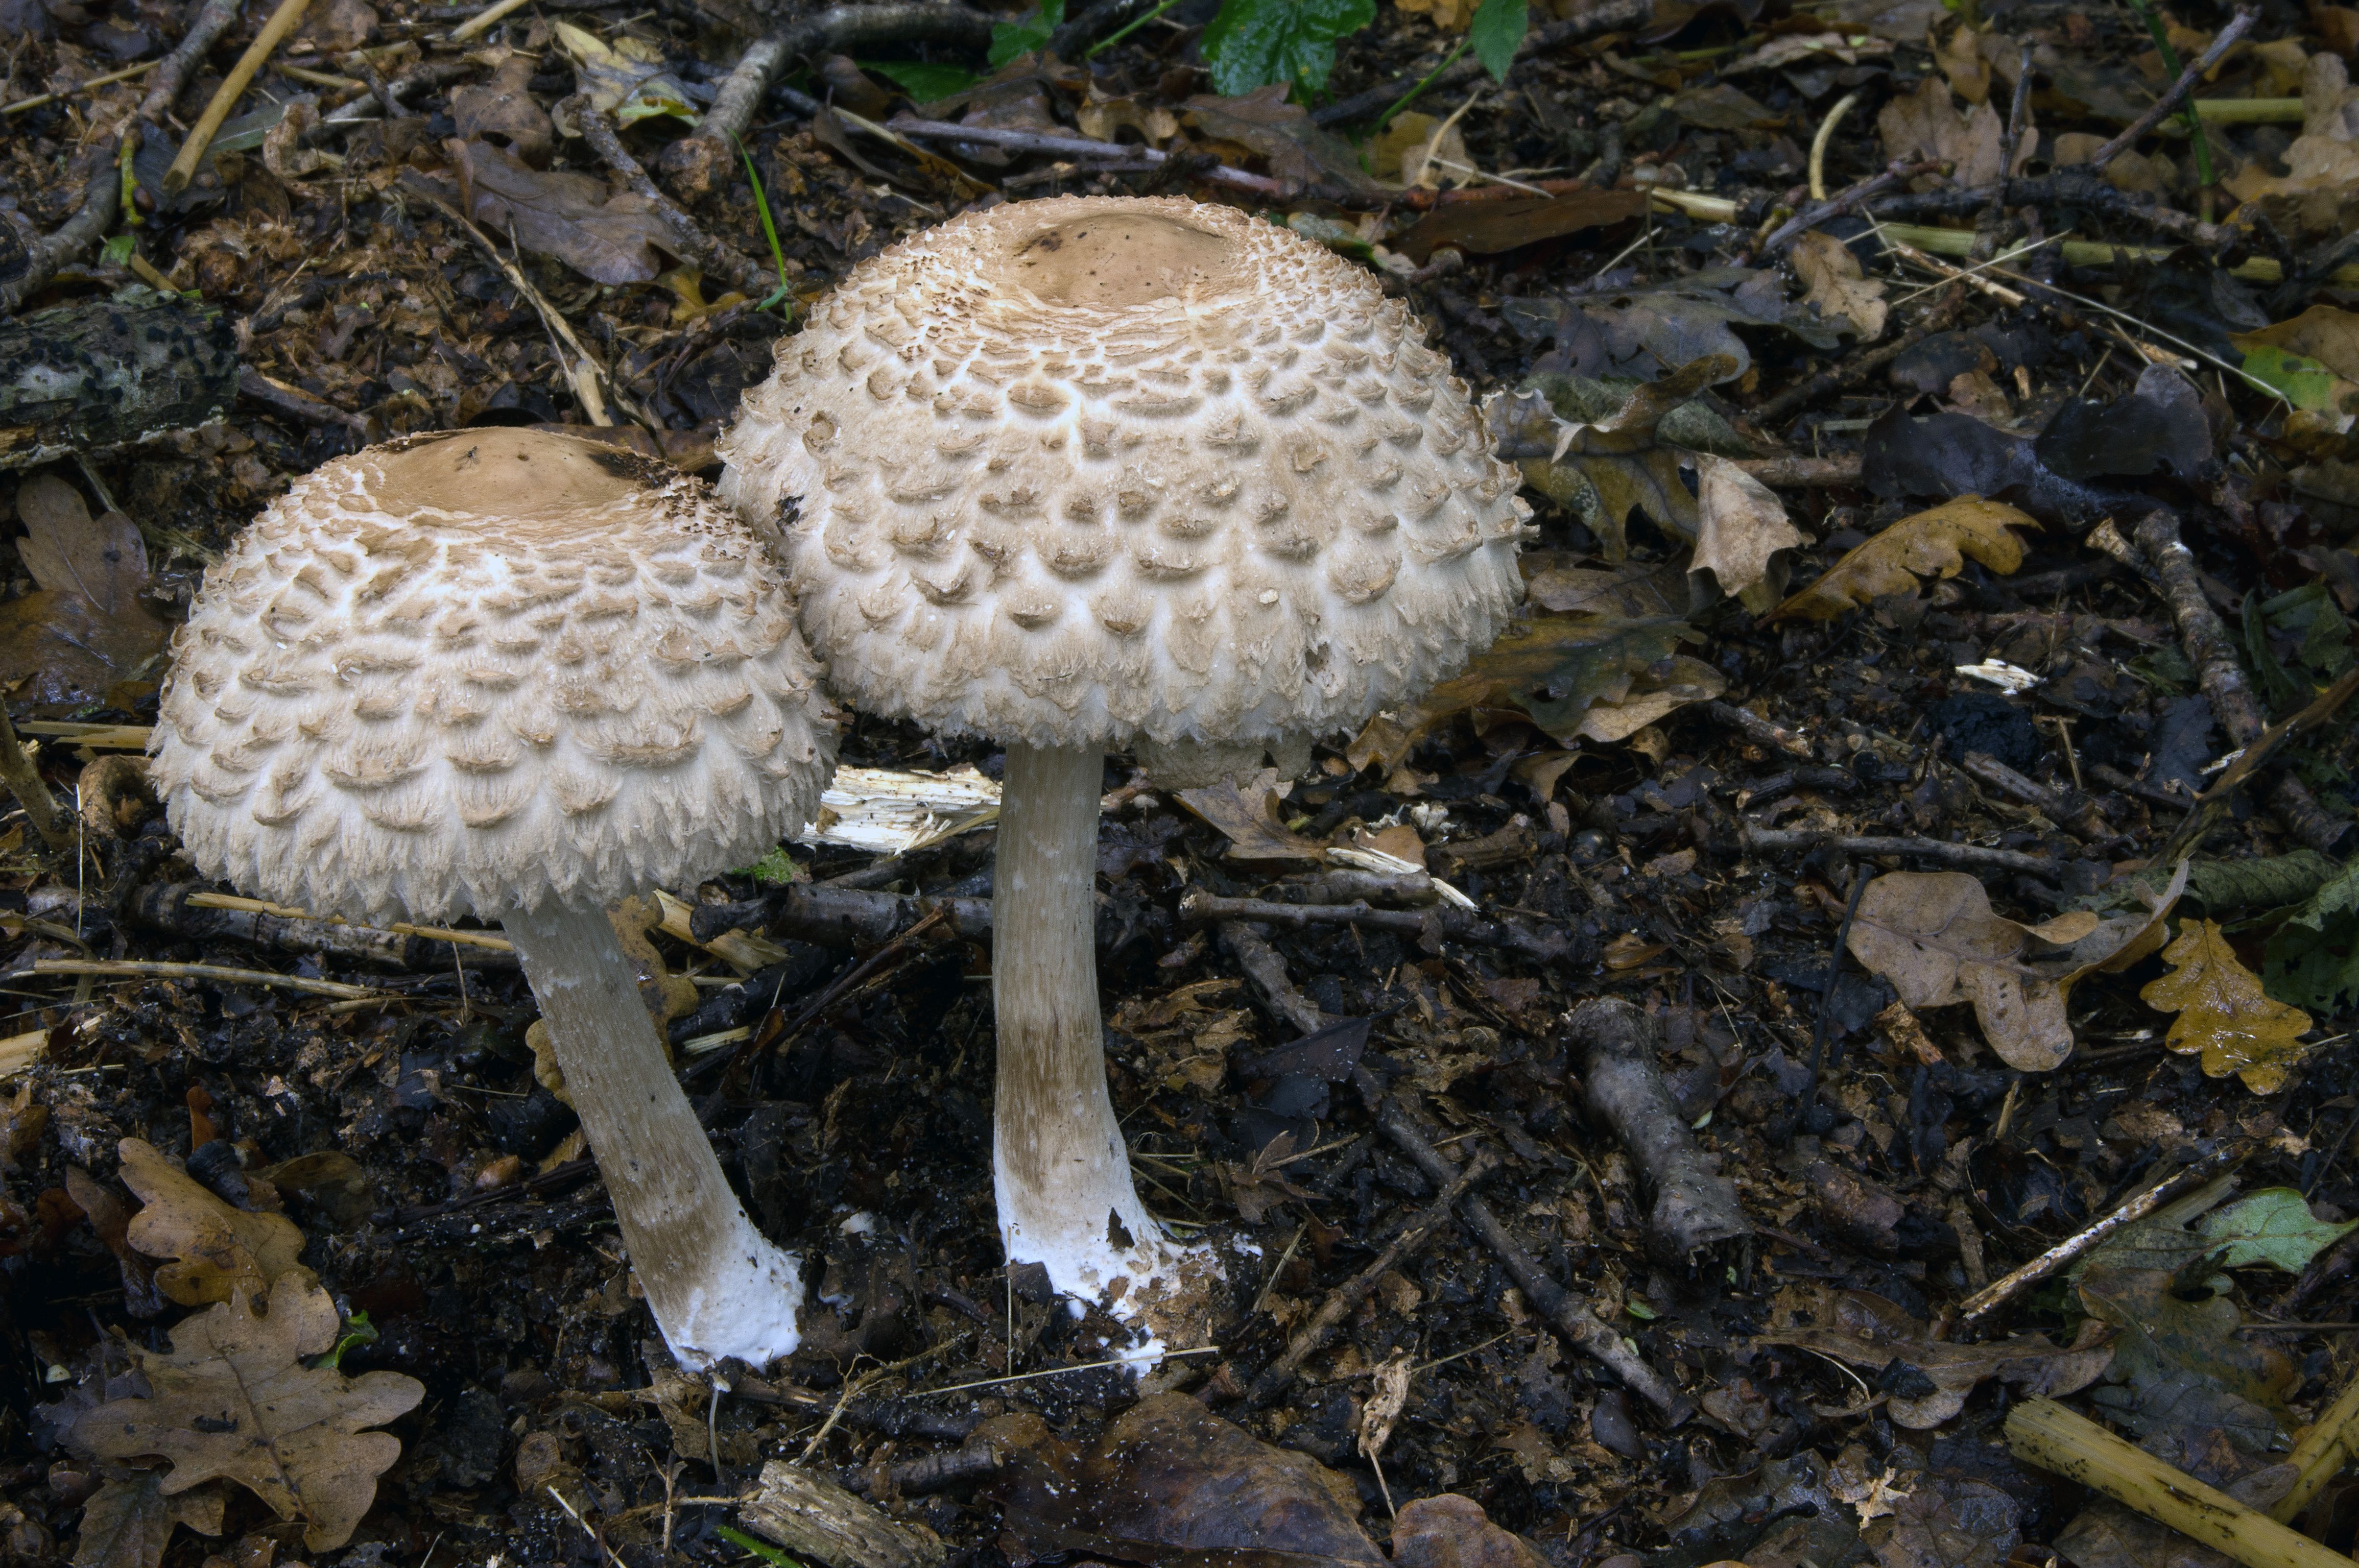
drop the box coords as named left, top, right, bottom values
left=152, top=428, right=836, bottom=927
left=719, top=195, right=1533, bottom=750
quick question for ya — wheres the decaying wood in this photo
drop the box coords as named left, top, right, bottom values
left=1220, top=921, right=1327, bottom=1036
left=735, top=1460, right=948, bottom=1568
left=126, top=884, right=522, bottom=972
left=136, top=0, right=245, bottom=125
left=1565, top=1000, right=1750, bottom=1265
left=0, top=141, right=123, bottom=318
left=0, top=294, right=237, bottom=465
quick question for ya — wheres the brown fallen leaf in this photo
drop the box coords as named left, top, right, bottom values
left=1876, top=75, right=2030, bottom=187
left=1769, top=496, right=2036, bottom=621
left=406, top=140, right=681, bottom=285
left=1759, top=1284, right=2112, bottom=1428
left=1174, top=769, right=1325, bottom=861
left=1183, top=87, right=1383, bottom=196
left=117, top=1138, right=306, bottom=1307
left=2140, top=920, right=2315, bottom=1093
left=1690, top=452, right=1807, bottom=610
left=450, top=52, right=553, bottom=167
left=1392, top=1494, right=1552, bottom=1568
left=69, top=1473, right=225, bottom=1568
left=1791, top=230, right=1889, bottom=341
left=74, top=1273, right=424, bottom=1552
left=0, top=477, right=170, bottom=705
left=1492, top=355, right=1736, bottom=560
left=990, top=1393, right=1383, bottom=1566
left=1845, top=866, right=2183, bottom=1071
left=1393, top=190, right=1649, bottom=263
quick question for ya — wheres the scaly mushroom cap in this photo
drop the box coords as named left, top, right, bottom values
left=151, top=428, right=837, bottom=926
left=718, top=196, right=1532, bottom=748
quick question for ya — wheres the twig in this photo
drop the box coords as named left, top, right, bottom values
left=1, top=60, right=158, bottom=118
left=0, top=137, right=123, bottom=316
left=907, top=1347, right=1219, bottom=1397
left=658, top=4, right=1000, bottom=195
left=1740, top=828, right=2061, bottom=873
left=881, top=116, right=1289, bottom=197
left=2272, top=1369, right=2359, bottom=1523
left=567, top=98, right=772, bottom=296
left=1568, top=1000, right=1749, bottom=1263
left=1995, top=44, right=2036, bottom=189
left=1752, top=284, right=1970, bottom=425
left=1958, top=1147, right=2236, bottom=1320
left=2089, top=9, right=2255, bottom=172
left=450, top=0, right=535, bottom=39
left=2007, top=1397, right=2352, bottom=1568
left=1784, top=871, right=1868, bottom=1139
left=1757, top=158, right=1947, bottom=256
left=238, top=368, right=367, bottom=433
left=0, top=711, right=73, bottom=851
left=1219, top=922, right=1326, bottom=1036
left=1372, top=1093, right=1694, bottom=1424
left=165, top=0, right=315, bottom=195
left=1246, top=1150, right=1497, bottom=1406
left=1310, top=0, right=1654, bottom=126
left=1807, top=91, right=1858, bottom=202
left=1178, top=890, right=1568, bottom=962
left=30, top=959, right=385, bottom=1001
left=2133, top=508, right=2348, bottom=855
left=1704, top=701, right=1814, bottom=758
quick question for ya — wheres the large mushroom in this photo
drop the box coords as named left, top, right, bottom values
left=150, top=428, right=836, bottom=1369
left=720, top=197, right=1531, bottom=1334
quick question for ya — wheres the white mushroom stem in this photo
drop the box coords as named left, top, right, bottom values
left=993, top=741, right=1167, bottom=1309
left=503, top=900, right=804, bottom=1369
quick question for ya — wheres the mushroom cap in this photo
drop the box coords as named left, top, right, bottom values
left=151, top=428, right=837, bottom=927
left=718, top=196, right=1531, bottom=750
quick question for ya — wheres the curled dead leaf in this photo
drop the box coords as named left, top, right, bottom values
left=1791, top=230, right=1889, bottom=341
left=1769, top=496, right=2036, bottom=621
left=1690, top=452, right=1807, bottom=609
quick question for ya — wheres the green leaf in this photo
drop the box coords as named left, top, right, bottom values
left=989, top=0, right=1065, bottom=67
left=311, top=1310, right=378, bottom=1370
left=2264, top=854, right=2359, bottom=1012
left=2242, top=590, right=2307, bottom=713
left=2240, top=344, right=2341, bottom=411
left=1201, top=0, right=1375, bottom=97
left=102, top=234, right=136, bottom=266
left=2197, top=1189, right=2359, bottom=1273
left=863, top=60, right=978, bottom=101
left=1468, top=0, right=1528, bottom=83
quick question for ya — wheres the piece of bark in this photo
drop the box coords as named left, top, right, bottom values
left=736, top=1460, right=947, bottom=1568
left=1220, top=921, right=1327, bottom=1036
left=125, top=884, right=521, bottom=972
left=1565, top=999, right=1749, bottom=1265
left=0, top=295, right=236, bottom=465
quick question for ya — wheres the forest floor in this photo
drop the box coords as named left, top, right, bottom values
left=2, top=0, right=2359, bottom=1564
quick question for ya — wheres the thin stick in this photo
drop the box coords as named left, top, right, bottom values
left=907, top=1347, right=1220, bottom=1397
left=2008, top=1397, right=2356, bottom=1568
left=1757, top=158, right=1945, bottom=256
left=1958, top=1147, right=2237, bottom=1320
left=2089, top=9, right=2256, bottom=171
left=165, top=0, right=315, bottom=195
left=449, top=0, right=534, bottom=39
left=1, top=60, right=158, bottom=117
left=137, top=0, right=242, bottom=124
left=181, top=891, right=517, bottom=952
left=30, top=959, right=383, bottom=1001
left=0, top=711, right=73, bottom=851
left=1741, top=828, right=2058, bottom=873
left=1806, top=90, right=1858, bottom=201
left=1248, top=1150, right=1496, bottom=1406
left=2272, top=1371, right=2359, bottom=1523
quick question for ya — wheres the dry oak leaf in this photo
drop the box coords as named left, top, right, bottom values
left=1758, top=1284, right=2112, bottom=1428
left=2140, top=920, right=2314, bottom=1093
left=73, top=1272, right=424, bottom=1551
left=0, top=477, right=170, bottom=706
left=1769, top=496, right=2034, bottom=621
left=117, top=1138, right=305, bottom=1308
left=1691, top=453, right=1808, bottom=610
left=1791, top=230, right=1889, bottom=341
left=1174, top=769, right=1325, bottom=861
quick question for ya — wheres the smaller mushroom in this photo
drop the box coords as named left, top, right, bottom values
left=721, top=197, right=1533, bottom=1344
left=151, top=429, right=837, bottom=1368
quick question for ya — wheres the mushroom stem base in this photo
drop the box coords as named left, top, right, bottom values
left=992, top=741, right=1202, bottom=1334
left=504, top=900, right=804, bottom=1370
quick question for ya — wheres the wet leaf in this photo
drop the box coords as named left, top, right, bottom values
left=2263, top=854, right=2359, bottom=1012
left=1690, top=452, right=1806, bottom=609
left=72, top=1471, right=170, bottom=1568
left=1791, top=230, right=1888, bottom=341
left=1175, top=769, right=1326, bottom=861
left=1200, top=0, right=1376, bottom=98
left=1759, top=1285, right=2112, bottom=1429
left=991, top=1393, right=1383, bottom=1566
left=2141, top=920, right=2314, bottom=1093
left=74, top=1273, right=424, bottom=1552
left=117, top=1139, right=306, bottom=1308
left=2200, top=1190, right=2359, bottom=1272
left=2230, top=305, right=2359, bottom=382
left=1393, top=190, right=1647, bottom=262
left=554, top=20, right=697, bottom=125
left=1493, top=355, right=1737, bottom=557
left=2236, top=344, right=2346, bottom=412
left=1393, top=1495, right=1551, bottom=1568
left=1347, top=613, right=1714, bottom=769
left=1769, top=497, right=2034, bottom=622
left=408, top=141, right=682, bottom=286
left=0, top=477, right=170, bottom=706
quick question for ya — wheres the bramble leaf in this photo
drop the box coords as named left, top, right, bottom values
left=1202, top=0, right=1376, bottom=97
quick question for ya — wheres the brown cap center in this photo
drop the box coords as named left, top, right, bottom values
left=1009, top=211, right=1234, bottom=309
left=366, top=428, right=658, bottom=535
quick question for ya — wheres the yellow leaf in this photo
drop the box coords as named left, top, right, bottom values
left=1769, top=496, right=2035, bottom=622
left=119, top=1137, right=307, bottom=1307
left=2140, top=920, right=2314, bottom=1093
